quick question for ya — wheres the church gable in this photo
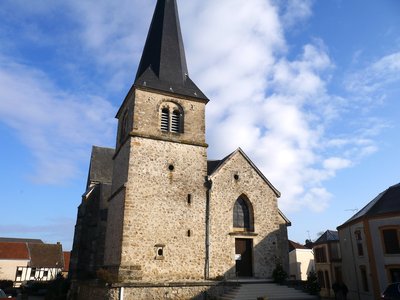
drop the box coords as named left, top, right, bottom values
left=209, top=148, right=280, bottom=198
left=208, top=148, right=288, bottom=279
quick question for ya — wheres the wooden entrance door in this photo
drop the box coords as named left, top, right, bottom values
left=235, top=239, right=253, bottom=277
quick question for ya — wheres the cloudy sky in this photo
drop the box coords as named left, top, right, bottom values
left=0, top=0, right=399, bottom=250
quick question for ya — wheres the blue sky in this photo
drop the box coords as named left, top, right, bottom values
left=0, top=0, right=399, bottom=250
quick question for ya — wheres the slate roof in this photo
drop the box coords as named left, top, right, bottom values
left=0, top=242, right=29, bottom=260
left=0, top=237, right=43, bottom=243
left=86, top=146, right=114, bottom=188
left=314, top=230, right=339, bottom=245
left=28, top=243, right=64, bottom=268
left=338, top=182, right=400, bottom=229
left=134, top=0, right=208, bottom=101
left=289, top=240, right=309, bottom=252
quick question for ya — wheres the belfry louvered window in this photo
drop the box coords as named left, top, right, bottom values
left=160, top=103, right=183, bottom=133
left=171, top=110, right=181, bottom=133
left=161, top=108, right=170, bottom=131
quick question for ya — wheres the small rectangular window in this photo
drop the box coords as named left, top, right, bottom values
left=382, top=229, right=400, bottom=254
left=30, top=268, right=36, bottom=278
left=315, top=247, right=327, bottom=263
left=360, top=266, right=369, bottom=292
left=390, top=268, right=400, bottom=283
left=355, top=230, right=364, bottom=256
left=317, top=271, right=325, bottom=288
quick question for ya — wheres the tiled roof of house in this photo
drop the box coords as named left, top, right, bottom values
left=289, top=240, right=308, bottom=252
left=28, top=243, right=64, bottom=268
left=314, top=230, right=339, bottom=245
left=0, top=242, right=29, bottom=260
left=63, top=252, right=70, bottom=271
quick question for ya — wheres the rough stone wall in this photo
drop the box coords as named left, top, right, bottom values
left=118, top=137, right=207, bottom=282
left=104, top=88, right=208, bottom=282
left=132, top=88, right=207, bottom=146
left=208, top=151, right=287, bottom=279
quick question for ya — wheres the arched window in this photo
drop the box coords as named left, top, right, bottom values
left=233, top=196, right=253, bottom=231
left=160, top=103, right=183, bottom=133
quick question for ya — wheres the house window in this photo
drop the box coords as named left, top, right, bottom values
left=15, top=268, right=23, bottom=279
left=360, top=266, right=369, bottom=292
left=355, top=230, right=364, bottom=256
left=160, top=103, right=183, bottom=133
left=233, top=196, right=253, bottom=231
left=315, top=247, right=327, bottom=263
left=325, top=271, right=330, bottom=291
left=30, top=268, right=36, bottom=278
left=43, top=270, right=49, bottom=277
left=389, top=267, right=400, bottom=283
left=317, top=270, right=325, bottom=288
left=382, top=228, right=400, bottom=254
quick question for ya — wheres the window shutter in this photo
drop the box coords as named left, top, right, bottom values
left=161, top=108, right=169, bottom=131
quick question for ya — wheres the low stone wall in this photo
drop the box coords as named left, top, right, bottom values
left=70, top=280, right=237, bottom=300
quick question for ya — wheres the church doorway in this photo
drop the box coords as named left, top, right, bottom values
left=235, top=238, right=253, bottom=277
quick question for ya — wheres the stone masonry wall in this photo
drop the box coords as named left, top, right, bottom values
left=119, top=137, right=207, bottom=282
left=132, top=88, right=207, bottom=146
left=208, top=151, right=287, bottom=279
left=105, top=88, right=208, bottom=282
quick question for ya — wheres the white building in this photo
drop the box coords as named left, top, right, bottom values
left=288, top=240, right=314, bottom=281
left=337, top=183, right=400, bottom=300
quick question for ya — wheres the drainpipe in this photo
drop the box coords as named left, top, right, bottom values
left=204, top=177, right=212, bottom=280
left=119, top=287, right=124, bottom=300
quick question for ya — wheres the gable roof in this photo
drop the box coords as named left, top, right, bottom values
left=0, top=237, right=43, bottom=243
left=86, top=146, right=114, bottom=188
left=289, top=240, right=309, bottom=252
left=28, top=243, right=64, bottom=268
left=207, top=148, right=281, bottom=197
left=134, top=0, right=207, bottom=101
left=314, top=230, right=339, bottom=245
left=0, top=242, right=29, bottom=260
left=338, top=182, right=400, bottom=229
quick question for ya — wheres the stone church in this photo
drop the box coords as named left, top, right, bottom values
left=69, top=0, right=290, bottom=299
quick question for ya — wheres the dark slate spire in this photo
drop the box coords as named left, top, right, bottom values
left=134, top=0, right=208, bottom=101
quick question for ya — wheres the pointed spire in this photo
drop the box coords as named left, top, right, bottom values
left=134, top=0, right=208, bottom=101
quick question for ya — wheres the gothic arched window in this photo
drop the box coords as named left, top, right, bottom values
left=160, top=103, right=183, bottom=133
left=233, top=196, right=253, bottom=231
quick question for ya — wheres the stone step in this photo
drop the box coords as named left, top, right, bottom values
left=218, top=283, right=318, bottom=300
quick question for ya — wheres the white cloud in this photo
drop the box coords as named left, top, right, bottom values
left=345, top=51, right=400, bottom=100
left=0, top=0, right=394, bottom=214
left=0, top=55, right=116, bottom=184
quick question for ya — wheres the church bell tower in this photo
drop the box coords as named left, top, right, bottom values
left=103, top=0, right=209, bottom=282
